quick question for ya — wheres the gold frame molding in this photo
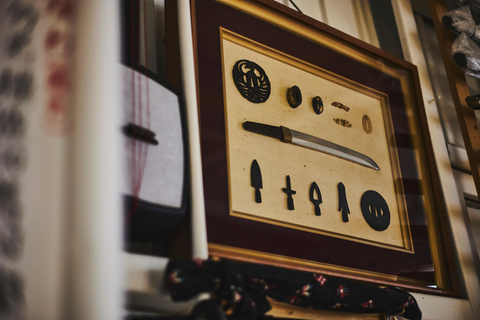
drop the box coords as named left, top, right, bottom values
left=209, top=243, right=434, bottom=290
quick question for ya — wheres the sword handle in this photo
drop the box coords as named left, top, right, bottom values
left=255, top=188, right=262, bottom=203
left=287, top=196, right=294, bottom=210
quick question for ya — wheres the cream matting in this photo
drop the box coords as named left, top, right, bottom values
left=221, top=29, right=412, bottom=252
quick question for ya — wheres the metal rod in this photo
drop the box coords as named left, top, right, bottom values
left=288, top=0, right=302, bottom=13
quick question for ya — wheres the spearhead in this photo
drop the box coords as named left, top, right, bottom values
left=250, top=159, right=263, bottom=203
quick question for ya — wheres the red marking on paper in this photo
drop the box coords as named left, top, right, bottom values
left=44, top=29, right=63, bottom=50
left=43, top=0, right=75, bottom=135
left=58, top=0, right=74, bottom=20
left=47, top=64, right=69, bottom=90
left=46, top=0, right=73, bottom=19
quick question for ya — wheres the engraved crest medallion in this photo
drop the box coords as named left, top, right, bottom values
left=232, top=59, right=270, bottom=103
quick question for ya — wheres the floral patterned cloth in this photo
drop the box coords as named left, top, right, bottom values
left=165, top=258, right=421, bottom=320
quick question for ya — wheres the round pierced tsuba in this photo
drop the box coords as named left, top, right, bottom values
left=361, top=190, right=390, bottom=231
left=232, top=59, right=270, bottom=103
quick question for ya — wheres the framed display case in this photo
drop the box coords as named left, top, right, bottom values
left=184, top=0, right=458, bottom=294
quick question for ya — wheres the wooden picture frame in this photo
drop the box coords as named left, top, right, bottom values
left=184, top=0, right=458, bottom=295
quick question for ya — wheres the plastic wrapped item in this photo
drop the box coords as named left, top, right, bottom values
left=465, top=93, right=480, bottom=108
left=474, top=24, right=480, bottom=42
left=455, top=0, right=480, bottom=12
left=452, top=32, right=480, bottom=78
left=442, top=6, right=477, bottom=36
left=454, top=0, right=480, bottom=22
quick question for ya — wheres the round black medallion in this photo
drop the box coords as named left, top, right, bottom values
left=232, top=60, right=270, bottom=103
left=360, top=190, right=390, bottom=231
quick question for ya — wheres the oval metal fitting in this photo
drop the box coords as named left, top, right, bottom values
left=362, top=115, right=372, bottom=134
left=312, top=96, right=324, bottom=114
left=287, top=85, right=302, bottom=108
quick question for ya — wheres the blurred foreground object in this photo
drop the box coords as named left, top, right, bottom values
left=452, top=32, right=480, bottom=78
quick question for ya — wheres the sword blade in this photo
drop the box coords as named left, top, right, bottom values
left=289, top=129, right=380, bottom=171
left=242, top=121, right=380, bottom=171
left=285, top=175, right=291, bottom=189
